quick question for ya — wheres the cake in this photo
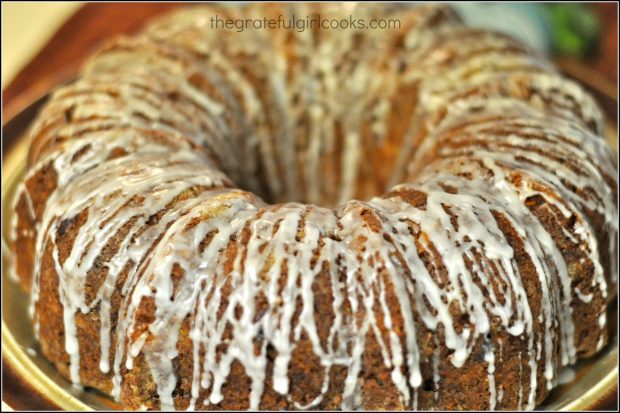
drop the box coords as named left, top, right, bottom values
left=10, top=3, right=618, bottom=410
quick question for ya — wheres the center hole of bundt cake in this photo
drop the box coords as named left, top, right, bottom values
left=236, top=147, right=403, bottom=209
left=206, top=123, right=420, bottom=211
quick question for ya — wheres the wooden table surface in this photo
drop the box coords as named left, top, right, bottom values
left=2, top=3, right=618, bottom=411
left=2, top=3, right=179, bottom=120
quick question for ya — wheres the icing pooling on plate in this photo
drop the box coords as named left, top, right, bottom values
left=11, top=3, right=618, bottom=411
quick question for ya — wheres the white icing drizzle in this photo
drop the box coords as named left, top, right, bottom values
left=10, top=3, right=617, bottom=411
left=557, top=366, right=576, bottom=385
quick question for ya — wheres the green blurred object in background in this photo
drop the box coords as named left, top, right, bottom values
left=547, top=3, right=601, bottom=58
left=452, top=3, right=601, bottom=59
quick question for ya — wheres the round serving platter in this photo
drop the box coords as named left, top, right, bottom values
left=2, top=89, right=618, bottom=410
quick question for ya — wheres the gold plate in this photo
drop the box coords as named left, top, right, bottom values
left=1, top=93, right=618, bottom=410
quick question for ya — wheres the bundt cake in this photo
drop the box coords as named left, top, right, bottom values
left=10, top=3, right=618, bottom=410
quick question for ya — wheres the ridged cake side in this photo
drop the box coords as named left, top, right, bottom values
left=11, top=3, right=618, bottom=410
